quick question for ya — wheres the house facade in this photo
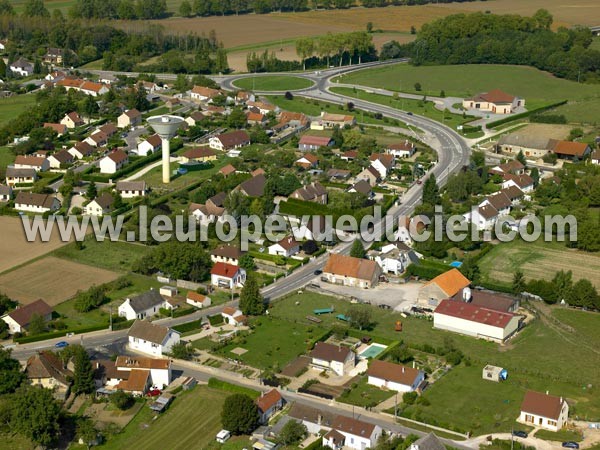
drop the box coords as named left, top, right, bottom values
left=100, top=150, right=129, bottom=174
left=322, top=254, right=382, bottom=289
left=127, top=320, right=180, bottom=357
left=310, top=342, right=355, bottom=376
left=14, top=192, right=60, bottom=213
left=1, top=299, right=53, bottom=334
left=211, top=263, right=246, bottom=289
left=268, top=236, right=300, bottom=258
left=367, top=360, right=425, bottom=393
left=118, top=290, right=169, bottom=321
left=116, top=181, right=147, bottom=198
left=519, top=391, right=569, bottom=432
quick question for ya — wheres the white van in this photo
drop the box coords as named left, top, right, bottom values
left=216, top=430, right=231, bottom=444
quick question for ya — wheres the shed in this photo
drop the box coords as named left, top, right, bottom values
left=483, top=364, right=507, bottom=382
left=150, top=393, right=174, bottom=412
left=160, top=286, right=178, bottom=297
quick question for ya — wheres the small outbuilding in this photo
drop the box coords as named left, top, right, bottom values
left=482, top=365, right=507, bottom=382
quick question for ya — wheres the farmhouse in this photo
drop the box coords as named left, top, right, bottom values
left=209, top=130, right=250, bottom=151
left=116, top=181, right=147, bottom=198
left=14, top=155, right=50, bottom=172
left=433, top=299, right=521, bottom=343
left=496, top=133, right=553, bottom=158
left=181, top=146, right=217, bottom=163
left=68, top=141, right=95, bottom=159
left=367, top=360, right=425, bottom=393
left=211, top=263, right=246, bottom=289
left=136, top=134, right=162, bottom=156
left=190, top=85, right=221, bottom=101
left=99, top=149, right=129, bottom=174
left=0, top=184, right=12, bottom=202
left=5, top=167, right=37, bottom=186
left=25, top=351, right=72, bottom=399
left=117, top=109, right=142, bottom=128
left=1, top=299, right=53, bottom=334
left=268, top=236, right=300, bottom=258
left=221, top=306, right=247, bottom=326
left=84, top=193, right=114, bottom=217
left=417, top=268, right=470, bottom=309
left=385, top=141, right=416, bottom=158
left=118, top=289, right=169, bottom=321
left=298, top=135, right=333, bottom=152
left=289, top=181, right=327, bottom=204
left=310, top=342, right=355, bottom=376
left=256, top=389, right=285, bottom=424
left=47, top=150, right=74, bottom=168
left=43, top=122, right=67, bottom=136
left=127, top=320, right=180, bottom=357
left=211, top=245, right=245, bottom=266
left=60, top=111, right=84, bottom=129
left=14, top=192, right=60, bottom=213
left=322, top=254, right=382, bottom=289
left=323, top=416, right=381, bottom=450
left=186, top=291, right=212, bottom=309
left=462, top=89, right=524, bottom=114
left=519, top=390, right=569, bottom=432
left=114, top=355, right=172, bottom=390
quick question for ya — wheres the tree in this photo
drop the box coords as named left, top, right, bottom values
left=516, top=150, right=527, bottom=167
left=28, top=313, right=46, bottom=335
left=239, top=274, right=265, bottom=316
left=295, top=38, right=314, bottom=71
left=422, top=175, right=440, bottom=206
left=277, top=420, right=307, bottom=446
left=0, top=349, right=26, bottom=394
left=0, top=0, right=15, bottom=15
left=403, top=391, right=418, bottom=405
left=350, top=239, right=366, bottom=259
left=512, top=270, right=525, bottom=296
left=239, top=254, right=256, bottom=271
left=366, top=22, right=373, bottom=33
left=568, top=279, right=598, bottom=309
left=179, top=0, right=192, bottom=16
left=389, top=343, right=413, bottom=364
left=76, top=416, right=99, bottom=450
left=414, top=82, right=422, bottom=91
left=72, top=346, right=95, bottom=395
left=221, top=394, right=259, bottom=435
left=170, top=342, right=193, bottom=360
left=10, top=385, right=61, bottom=447
left=347, top=305, right=372, bottom=331
left=23, top=0, right=50, bottom=17
left=111, top=390, right=134, bottom=410
left=227, top=107, right=247, bottom=129
left=86, top=181, right=97, bottom=199
left=410, top=25, right=416, bottom=34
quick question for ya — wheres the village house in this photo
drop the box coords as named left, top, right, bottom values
left=189, top=191, right=227, bottom=224
left=273, top=111, right=309, bottom=133
left=190, top=85, right=221, bottom=102
left=369, top=153, right=394, bottom=179
left=0, top=184, right=12, bottom=202
left=118, top=289, right=169, bottom=321
left=451, top=287, right=520, bottom=313
left=433, top=299, right=521, bottom=343
left=84, top=130, right=108, bottom=148
left=235, top=91, right=255, bottom=105
left=323, top=254, right=382, bottom=289
left=462, top=89, right=524, bottom=114
left=99, top=149, right=129, bottom=174
left=355, top=166, right=381, bottom=187
left=60, top=111, right=84, bottom=129
left=185, top=111, right=207, bottom=127
left=47, top=150, right=74, bottom=169
left=409, top=433, right=446, bottom=450
left=268, top=236, right=301, bottom=258
left=289, top=181, right=327, bottom=204
left=9, top=57, right=34, bottom=76
left=310, top=342, right=355, bottom=376
left=462, top=203, right=500, bottom=231
left=1, top=299, right=53, bottom=334
left=127, top=320, right=180, bottom=357
left=117, top=109, right=142, bottom=129
left=490, top=160, right=525, bottom=176
left=84, top=193, right=114, bottom=217
left=327, top=168, right=351, bottom=181
left=14, top=192, right=60, bottom=213
left=340, top=150, right=358, bottom=161
left=114, top=355, right=172, bottom=390
left=211, top=245, right=245, bottom=266
left=186, top=291, right=212, bottom=309
left=14, top=155, right=49, bottom=172
left=209, top=130, right=251, bottom=151
left=367, top=242, right=419, bottom=275
left=417, top=268, right=470, bottom=309
left=295, top=153, right=319, bottom=169
left=367, top=360, right=425, bottom=393
left=134, top=134, right=162, bottom=156
left=25, top=351, right=72, bottom=399
left=237, top=173, right=266, bottom=197
left=501, top=173, right=534, bottom=193
left=518, top=390, right=569, bottom=432
left=43, top=122, right=67, bottom=136
left=247, top=100, right=278, bottom=115
left=591, top=150, right=600, bottom=165
left=257, top=389, right=285, bottom=424
left=298, top=135, right=333, bottom=152
left=181, top=146, right=217, bottom=163
left=211, top=263, right=247, bottom=289
left=221, top=306, right=247, bottom=326
left=5, top=167, right=37, bottom=186
left=292, top=215, right=332, bottom=241
left=347, top=180, right=374, bottom=198
left=43, top=47, right=64, bottom=64
left=98, top=122, right=118, bottom=139
left=79, top=81, right=109, bottom=97
left=288, top=403, right=335, bottom=434
left=68, top=141, right=95, bottom=159
left=551, top=140, right=592, bottom=161
left=219, top=164, right=237, bottom=177
left=323, top=416, right=381, bottom=450
left=385, top=141, right=416, bottom=158
left=116, top=180, right=147, bottom=198
left=313, top=112, right=356, bottom=129
left=246, top=111, right=266, bottom=126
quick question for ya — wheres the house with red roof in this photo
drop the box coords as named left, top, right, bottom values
left=99, top=149, right=129, bottom=174
left=221, top=306, right=247, bottom=326
left=268, top=236, right=300, bottom=258
left=1, top=299, right=53, bottom=334
left=298, top=135, right=333, bottom=152
left=256, top=389, right=285, bottom=424
left=462, top=89, right=524, bottom=114
left=417, top=268, right=471, bottom=309
left=367, top=360, right=425, bottom=393
left=210, top=263, right=246, bottom=289
left=518, top=390, right=569, bottom=431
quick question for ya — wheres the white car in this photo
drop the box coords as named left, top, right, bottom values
left=216, top=430, right=231, bottom=444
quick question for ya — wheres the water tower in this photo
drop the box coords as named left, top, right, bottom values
left=147, top=115, right=185, bottom=184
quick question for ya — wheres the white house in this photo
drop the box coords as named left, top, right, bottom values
left=268, top=236, right=300, bottom=258
left=14, top=192, right=60, bottom=213
left=462, top=204, right=499, bottom=231
left=127, top=320, right=180, bottom=357
left=208, top=130, right=250, bottom=151
left=117, top=109, right=142, bottom=129
left=519, top=390, right=569, bottom=432
left=84, top=130, right=108, bottom=148
left=385, top=141, right=416, bottom=158
left=68, top=141, right=95, bottom=159
left=116, top=181, right=147, bottom=198
left=221, top=306, right=247, bottom=327
left=114, top=355, right=172, bottom=390
left=210, top=263, right=246, bottom=289
left=84, top=193, right=114, bottom=217
left=136, top=134, right=162, bottom=156
left=190, top=85, right=221, bottom=101
left=501, top=173, right=534, bottom=194
left=47, top=150, right=74, bottom=169
left=310, top=342, right=355, bottom=377
left=99, top=150, right=129, bottom=174
left=1, top=299, right=53, bottom=334
left=186, top=291, right=212, bottom=309
left=14, top=155, right=50, bottom=172
left=367, top=242, right=418, bottom=276
left=118, top=289, right=169, bottom=321
left=5, top=167, right=37, bottom=186
left=367, top=360, right=425, bottom=393
left=0, top=184, right=12, bottom=202
left=369, top=153, right=394, bottom=179
left=9, top=58, right=34, bottom=76
left=323, top=416, right=381, bottom=450
left=61, top=112, right=84, bottom=129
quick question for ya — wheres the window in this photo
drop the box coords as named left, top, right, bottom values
left=548, top=420, right=557, bottom=426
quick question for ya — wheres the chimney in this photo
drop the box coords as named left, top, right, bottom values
left=413, top=361, right=416, bottom=369
left=546, top=390, right=549, bottom=395
left=317, top=414, right=322, bottom=425
left=402, top=367, right=405, bottom=373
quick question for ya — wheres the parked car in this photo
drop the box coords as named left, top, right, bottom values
left=512, top=431, right=528, bottom=438
left=313, top=269, right=323, bottom=276
left=562, top=442, right=579, bottom=449
left=54, top=341, right=69, bottom=348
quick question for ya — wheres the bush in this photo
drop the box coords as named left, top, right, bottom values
left=111, top=390, right=134, bottom=410
left=403, top=391, right=418, bottom=405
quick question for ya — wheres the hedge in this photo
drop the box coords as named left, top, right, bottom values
left=405, top=262, right=447, bottom=280
left=487, top=100, right=568, bottom=129
left=14, top=323, right=108, bottom=344
left=346, top=328, right=397, bottom=346
left=172, top=319, right=203, bottom=334
left=207, top=378, right=260, bottom=399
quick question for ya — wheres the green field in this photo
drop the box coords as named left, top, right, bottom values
left=0, top=94, right=37, bottom=126
left=534, top=428, right=583, bottom=443
left=233, top=75, right=313, bottom=91
left=0, top=146, right=15, bottom=169
left=100, top=386, right=228, bottom=450
left=478, top=239, right=600, bottom=290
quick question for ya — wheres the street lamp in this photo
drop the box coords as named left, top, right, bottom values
left=147, top=115, right=185, bottom=184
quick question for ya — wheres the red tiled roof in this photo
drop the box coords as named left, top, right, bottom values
left=6, top=299, right=52, bottom=327
left=424, top=268, right=470, bottom=297
left=211, top=262, right=240, bottom=278
left=323, top=254, right=380, bottom=282
left=551, top=140, right=590, bottom=157
left=256, top=389, right=283, bottom=413
left=299, top=135, right=332, bottom=147
left=434, top=299, right=515, bottom=329
left=187, top=291, right=208, bottom=303
left=521, top=390, right=565, bottom=420
left=367, top=360, right=421, bottom=386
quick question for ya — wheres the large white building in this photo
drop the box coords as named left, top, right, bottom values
left=518, top=390, right=569, bottom=432
left=127, top=320, right=180, bottom=357
left=366, top=360, right=425, bottom=393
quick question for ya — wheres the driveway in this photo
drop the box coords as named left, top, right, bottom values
left=312, top=281, right=422, bottom=311
left=68, top=194, right=86, bottom=213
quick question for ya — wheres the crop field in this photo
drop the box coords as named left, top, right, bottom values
left=0, top=94, right=37, bottom=126
left=233, top=76, right=314, bottom=91
left=0, top=216, right=73, bottom=275
left=478, top=239, right=600, bottom=289
left=0, top=256, right=120, bottom=305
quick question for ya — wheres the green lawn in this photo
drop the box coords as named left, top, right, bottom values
left=142, top=157, right=230, bottom=189
left=233, top=75, right=313, bottom=91
left=99, top=386, right=228, bottom=450
left=338, top=378, right=395, bottom=408
left=534, top=428, right=583, bottom=443
left=0, top=146, right=15, bottom=169
left=0, top=94, right=37, bottom=126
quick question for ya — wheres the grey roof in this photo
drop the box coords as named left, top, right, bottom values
left=94, top=192, right=114, bottom=209
left=6, top=167, right=36, bottom=178
left=127, top=319, right=174, bottom=344
left=127, top=290, right=165, bottom=313
left=411, top=433, right=446, bottom=450
left=497, top=133, right=552, bottom=150
left=239, top=173, right=266, bottom=197
left=116, top=181, right=147, bottom=192
left=15, top=192, right=58, bottom=208
left=0, top=184, right=11, bottom=195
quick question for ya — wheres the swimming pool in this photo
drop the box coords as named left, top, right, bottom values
left=449, top=261, right=463, bottom=268
left=358, top=343, right=387, bottom=359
